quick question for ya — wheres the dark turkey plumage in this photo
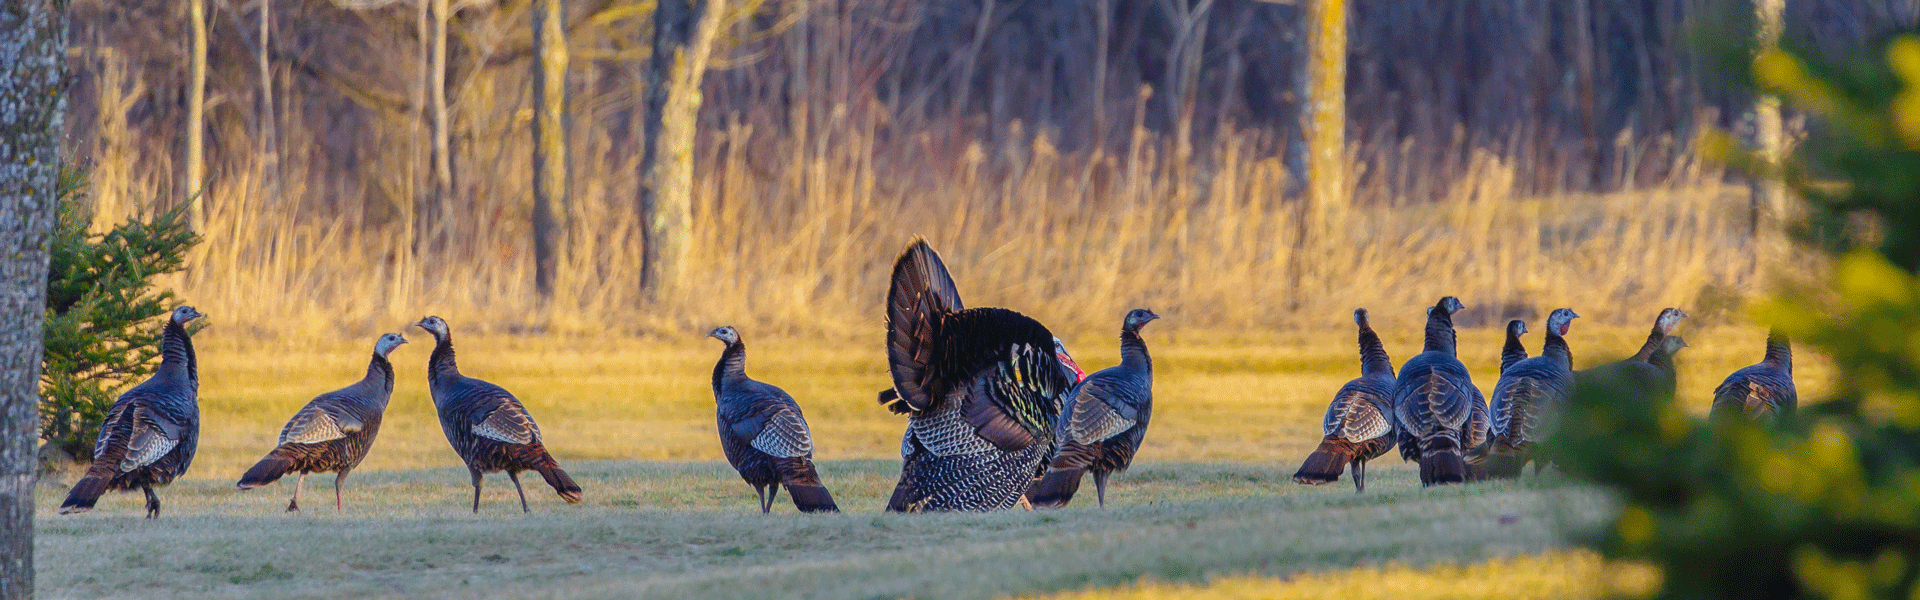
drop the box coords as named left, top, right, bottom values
left=1026, top=308, right=1159, bottom=508
left=60, top=306, right=205, bottom=518
left=1500, top=320, right=1529, bottom=374
left=883, top=239, right=1078, bottom=512
left=415, top=316, right=582, bottom=513
left=236, top=333, right=408, bottom=511
left=1710, top=328, right=1796, bottom=421
left=1473, top=308, right=1579, bottom=479
left=1293, top=308, right=1398, bottom=492
left=1578, top=308, right=1687, bottom=402
left=707, top=326, right=839, bottom=513
left=1393, top=296, right=1481, bottom=486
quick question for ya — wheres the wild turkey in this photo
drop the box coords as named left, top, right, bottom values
left=706, top=326, right=839, bottom=513
left=1026, top=308, right=1160, bottom=508
left=1473, top=308, right=1579, bottom=479
left=1710, top=328, right=1795, bottom=421
left=60, top=306, right=206, bottom=518
left=882, top=239, right=1079, bottom=512
left=236, top=333, right=408, bottom=511
left=1392, top=296, right=1482, bottom=486
left=414, top=316, right=582, bottom=513
left=1579, top=308, right=1687, bottom=401
left=1501, top=320, right=1529, bottom=374
left=1292, top=308, right=1398, bottom=492
left=877, top=336, right=1085, bottom=413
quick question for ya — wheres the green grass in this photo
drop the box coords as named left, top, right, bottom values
left=32, top=325, right=1820, bottom=598
left=37, top=461, right=1612, bottom=599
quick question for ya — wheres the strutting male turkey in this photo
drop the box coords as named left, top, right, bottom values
left=1392, top=297, right=1484, bottom=486
left=1293, top=308, right=1398, bottom=492
left=236, top=333, right=408, bottom=511
left=1473, top=308, right=1579, bottom=479
left=1579, top=308, right=1687, bottom=402
left=1710, top=327, right=1796, bottom=421
left=1026, top=308, right=1160, bottom=508
left=60, top=306, right=206, bottom=518
left=415, top=316, right=582, bottom=513
left=706, top=326, right=839, bottom=513
left=881, top=238, right=1081, bottom=512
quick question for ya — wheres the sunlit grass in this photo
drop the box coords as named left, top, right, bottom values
left=1014, top=550, right=1659, bottom=600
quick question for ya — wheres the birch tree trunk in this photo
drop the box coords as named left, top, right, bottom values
left=639, top=0, right=724, bottom=296
left=531, top=0, right=570, bottom=299
left=0, top=1, right=70, bottom=597
left=186, top=0, right=208, bottom=230
left=1304, top=0, right=1347, bottom=235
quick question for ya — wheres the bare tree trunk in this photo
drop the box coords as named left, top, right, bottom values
left=430, top=0, right=452, bottom=250
left=0, top=1, right=70, bottom=597
left=639, top=0, right=724, bottom=296
left=1303, top=0, right=1347, bottom=233
left=1752, top=0, right=1787, bottom=267
left=186, top=0, right=208, bottom=230
left=255, top=0, right=278, bottom=199
left=532, top=0, right=570, bottom=299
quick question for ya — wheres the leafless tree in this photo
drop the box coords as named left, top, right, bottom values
left=532, top=0, right=571, bottom=298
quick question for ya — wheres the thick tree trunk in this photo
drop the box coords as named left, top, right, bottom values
left=639, top=0, right=723, bottom=296
left=0, top=2, right=70, bottom=597
left=1303, top=0, right=1347, bottom=233
left=531, top=0, right=570, bottom=299
left=186, top=0, right=208, bottom=230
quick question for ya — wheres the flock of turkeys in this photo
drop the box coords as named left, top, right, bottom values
left=52, top=239, right=1793, bottom=517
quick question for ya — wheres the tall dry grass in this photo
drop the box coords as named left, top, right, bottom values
left=61, top=0, right=1849, bottom=342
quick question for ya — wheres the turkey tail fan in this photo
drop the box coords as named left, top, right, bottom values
left=1292, top=437, right=1357, bottom=485
left=1418, top=437, right=1468, bottom=486
left=885, top=238, right=965, bottom=414
left=533, top=459, right=583, bottom=503
left=236, top=452, right=296, bottom=490
left=58, top=475, right=112, bottom=514
left=1025, top=467, right=1086, bottom=508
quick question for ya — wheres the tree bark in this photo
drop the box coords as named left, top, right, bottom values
left=0, top=1, right=70, bottom=597
left=639, top=0, right=723, bottom=296
left=186, top=0, right=208, bottom=230
left=430, top=0, right=451, bottom=250
left=532, top=0, right=570, bottom=299
left=1303, top=0, right=1347, bottom=234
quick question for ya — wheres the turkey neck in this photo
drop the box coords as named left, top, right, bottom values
left=1356, top=321, right=1391, bottom=376
left=1630, top=325, right=1666, bottom=362
left=1764, top=330, right=1792, bottom=373
left=427, top=334, right=461, bottom=385
left=712, top=340, right=749, bottom=395
left=1422, top=311, right=1457, bottom=355
left=364, top=351, right=397, bottom=404
left=1501, top=329, right=1528, bottom=370
left=1542, top=332, right=1572, bottom=368
left=159, top=319, right=198, bottom=387
left=1120, top=325, right=1151, bottom=374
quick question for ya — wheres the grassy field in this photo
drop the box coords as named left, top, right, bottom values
left=32, top=322, right=1823, bottom=598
